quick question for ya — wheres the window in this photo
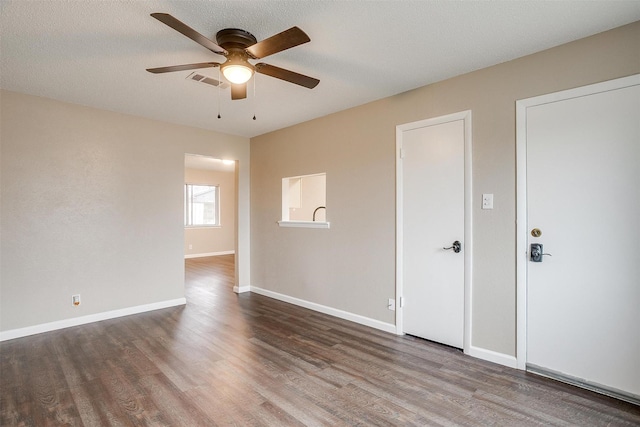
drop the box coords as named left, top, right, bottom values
left=185, top=184, right=219, bottom=227
left=279, top=173, right=329, bottom=228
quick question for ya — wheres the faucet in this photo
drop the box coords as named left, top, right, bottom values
left=313, top=206, right=326, bottom=221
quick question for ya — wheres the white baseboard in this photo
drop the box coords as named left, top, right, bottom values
left=250, top=286, right=396, bottom=334
left=0, top=298, right=187, bottom=342
left=467, top=345, right=518, bottom=368
left=233, top=285, right=251, bottom=294
left=184, top=250, right=235, bottom=259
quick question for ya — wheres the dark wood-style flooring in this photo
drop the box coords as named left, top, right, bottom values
left=1, top=255, right=639, bottom=426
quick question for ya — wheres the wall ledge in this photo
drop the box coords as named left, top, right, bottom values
left=184, top=250, right=235, bottom=259
left=0, top=298, right=187, bottom=342
left=277, top=221, right=330, bottom=229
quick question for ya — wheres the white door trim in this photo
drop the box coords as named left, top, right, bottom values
left=395, top=110, right=473, bottom=355
left=515, top=74, right=640, bottom=370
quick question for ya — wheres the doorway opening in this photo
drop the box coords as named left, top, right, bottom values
left=184, top=154, right=237, bottom=288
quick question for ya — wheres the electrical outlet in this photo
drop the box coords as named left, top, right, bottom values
left=72, top=294, right=81, bottom=306
left=388, top=298, right=395, bottom=311
left=188, top=244, right=193, bottom=250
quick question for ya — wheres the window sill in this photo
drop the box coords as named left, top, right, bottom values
left=277, top=221, right=330, bottom=229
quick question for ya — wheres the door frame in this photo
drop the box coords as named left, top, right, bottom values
left=515, top=74, right=640, bottom=370
left=395, top=110, right=473, bottom=354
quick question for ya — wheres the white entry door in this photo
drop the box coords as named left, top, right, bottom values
left=518, top=75, right=640, bottom=401
left=397, top=112, right=470, bottom=349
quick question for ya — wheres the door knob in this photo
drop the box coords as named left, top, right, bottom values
left=443, top=240, right=461, bottom=253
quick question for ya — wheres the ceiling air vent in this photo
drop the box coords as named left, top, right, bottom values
left=186, top=72, right=229, bottom=89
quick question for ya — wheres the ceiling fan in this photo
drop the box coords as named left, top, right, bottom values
left=146, top=13, right=320, bottom=100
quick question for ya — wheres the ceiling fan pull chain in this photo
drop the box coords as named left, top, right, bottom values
left=253, top=76, right=257, bottom=120
left=217, top=66, right=222, bottom=119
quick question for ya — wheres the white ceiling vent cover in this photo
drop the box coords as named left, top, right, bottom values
left=186, top=72, right=229, bottom=89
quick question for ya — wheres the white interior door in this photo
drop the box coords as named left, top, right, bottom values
left=520, top=76, right=640, bottom=401
left=399, top=114, right=467, bottom=349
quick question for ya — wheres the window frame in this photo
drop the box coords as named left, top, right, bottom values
left=184, top=183, right=220, bottom=228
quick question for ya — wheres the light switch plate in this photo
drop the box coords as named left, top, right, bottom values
left=482, top=193, right=494, bottom=209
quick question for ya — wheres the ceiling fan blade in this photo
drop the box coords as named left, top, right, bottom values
left=151, top=13, right=228, bottom=56
left=245, top=27, right=310, bottom=59
left=147, top=62, right=221, bottom=74
left=255, top=63, right=319, bottom=89
left=231, top=83, right=247, bottom=100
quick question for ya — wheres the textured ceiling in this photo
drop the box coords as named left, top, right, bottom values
left=1, top=1, right=639, bottom=138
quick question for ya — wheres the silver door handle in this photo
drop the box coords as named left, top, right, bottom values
left=443, top=241, right=461, bottom=253
left=530, top=243, right=552, bottom=262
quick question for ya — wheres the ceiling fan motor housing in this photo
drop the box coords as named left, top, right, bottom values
left=216, top=28, right=257, bottom=51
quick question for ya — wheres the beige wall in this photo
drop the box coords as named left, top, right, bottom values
left=0, top=90, right=249, bottom=333
left=250, top=22, right=640, bottom=357
left=184, top=167, right=236, bottom=256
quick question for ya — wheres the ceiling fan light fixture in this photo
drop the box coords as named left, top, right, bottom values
left=221, top=61, right=254, bottom=84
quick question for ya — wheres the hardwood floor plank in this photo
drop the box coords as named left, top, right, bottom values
left=96, top=360, right=149, bottom=423
left=1, top=385, right=32, bottom=426
left=184, top=385, right=239, bottom=427
left=255, top=401, right=307, bottom=427
left=2, top=254, right=639, bottom=426
left=69, top=380, right=130, bottom=427
left=135, top=373, right=213, bottom=426
left=472, top=390, right=574, bottom=426
left=214, top=359, right=345, bottom=425
left=344, top=380, right=455, bottom=426
left=311, top=366, right=357, bottom=388
left=131, top=337, right=206, bottom=393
